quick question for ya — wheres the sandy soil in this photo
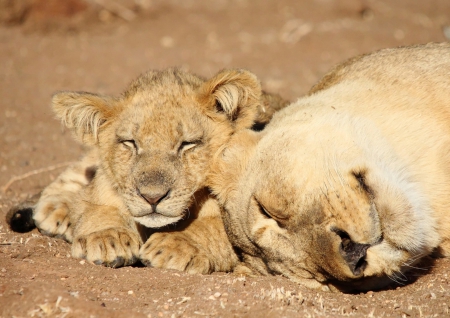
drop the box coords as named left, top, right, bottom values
left=1, top=0, right=450, bottom=317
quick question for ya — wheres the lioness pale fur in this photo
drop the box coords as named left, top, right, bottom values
left=8, top=68, right=288, bottom=272
left=210, top=43, right=450, bottom=291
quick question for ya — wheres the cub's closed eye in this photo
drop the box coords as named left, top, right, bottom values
left=121, top=139, right=137, bottom=149
left=178, top=140, right=200, bottom=153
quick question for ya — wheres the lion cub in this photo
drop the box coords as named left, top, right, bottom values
left=211, top=43, right=450, bottom=291
left=8, top=68, right=287, bottom=273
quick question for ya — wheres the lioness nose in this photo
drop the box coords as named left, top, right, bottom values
left=334, top=229, right=370, bottom=277
left=341, top=241, right=369, bottom=276
left=139, top=189, right=169, bottom=206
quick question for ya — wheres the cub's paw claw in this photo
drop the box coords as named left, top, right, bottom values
left=34, top=200, right=73, bottom=242
left=140, top=259, right=153, bottom=268
left=108, top=256, right=125, bottom=268
left=72, top=228, right=140, bottom=268
left=93, top=257, right=126, bottom=268
left=139, top=232, right=213, bottom=274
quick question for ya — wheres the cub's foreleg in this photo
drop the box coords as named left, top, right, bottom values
left=68, top=171, right=142, bottom=267
left=32, top=149, right=99, bottom=242
left=139, top=193, right=238, bottom=274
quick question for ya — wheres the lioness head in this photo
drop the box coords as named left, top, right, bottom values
left=52, top=68, right=286, bottom=228
left=213, top=111, right=440, bottom=292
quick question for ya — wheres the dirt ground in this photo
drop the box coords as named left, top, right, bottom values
left=1, top=0, right=450, bottom=317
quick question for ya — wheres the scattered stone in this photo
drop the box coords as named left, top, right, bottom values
left=176, top=297, right=191, bottom=304
left=69, top=291, right=79, bottom=298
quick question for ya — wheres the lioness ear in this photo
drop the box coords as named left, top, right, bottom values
left=198, top=69, right=262, bottom=129
left=52, top=91, right=116, bottom=146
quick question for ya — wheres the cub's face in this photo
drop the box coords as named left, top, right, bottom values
left=100, top=92, right=226, bottom=227
left=217, top=115, right=438, bottom=292
left=53, top=68, right=266, bottom=228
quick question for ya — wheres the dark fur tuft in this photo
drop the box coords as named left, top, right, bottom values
left=5, top=194, right=40, bottom=233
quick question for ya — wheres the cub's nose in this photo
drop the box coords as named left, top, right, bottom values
left=139, top=189, right=170, bottom=206
left=334, top=229, right=370, bottom=277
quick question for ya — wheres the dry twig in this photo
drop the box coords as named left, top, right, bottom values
left=2, top=162, right=74, bottom=193
left=92, top=0, right=137, bottom=22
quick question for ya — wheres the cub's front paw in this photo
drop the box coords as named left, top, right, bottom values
left=34, top=199, right=73, bottom=242
left=140, top=232, right=212, bottom=274
left=72, top=228, right=140, bottom=268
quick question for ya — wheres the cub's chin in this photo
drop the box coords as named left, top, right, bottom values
left=134, top=213, right=184, bottom=228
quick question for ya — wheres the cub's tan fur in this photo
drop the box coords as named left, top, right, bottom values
left=27, top=68, right=287, bottom=272
left=211, top=43, right=450, bottom=291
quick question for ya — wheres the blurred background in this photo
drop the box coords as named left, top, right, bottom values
left=1, top=0, right=449, bottom=193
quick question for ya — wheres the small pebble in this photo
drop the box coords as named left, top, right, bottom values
left=214, top=292, right=221, bottom=298
left=443, top=26, right=450, bottom=40
left=128, top=290, right=134, bottom=295
left=79, top=260, right=85, bottom=265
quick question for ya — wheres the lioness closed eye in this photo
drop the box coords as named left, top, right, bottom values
left=211, top=43, right=450, bottom=291
left=7, top=68, right=288, bottom=273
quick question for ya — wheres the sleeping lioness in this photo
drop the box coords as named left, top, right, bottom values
left=7, top=68, right=288, bottom=272
left=210, top=43, right=450, bottom=291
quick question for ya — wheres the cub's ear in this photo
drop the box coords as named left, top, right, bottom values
left=52, top=92, right=117, bottom=146
left=198, top=69, right=262, bottom=129
left=252, top=91, right=290, bottom=131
